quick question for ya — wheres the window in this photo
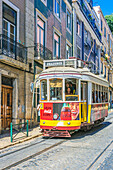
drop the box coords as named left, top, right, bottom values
left=105, top=87, right=108, bottom=102
left=101, top=62, right=103, bottom=74
left=65, top=78, right=78, bottom=101
left=110, top=39, right=112, bottom=48
left=91, top=37, right=93, bottom=47
left=3, top=3, right=17, bottom=53
left=54, top=0, right=60, bottom=18
left=85, top=54, right=87, bottom=61
left=3, top=3, right=17, bottom=25
left=37, top=17, right=45, bottom=46
left=50, top=79, right=62, bottom=101
left=101, top=20, right=103, bottom=31
left=92, top=84, right=108, bottom=103
left=104, top=47, right=106, bottom=54
left=107, top=34, right=110, bottom=42
left=77, top=18, right=80, bottom=36
left=66, top=44, right=71, bottom=59
left=81, top=81, right=87, bottom=101
left=104, top=66, right=106, bottom=78
left=84, top=29, right=88, bottom=44
left=40, top=80, right=47, bottom=101
left=54, top=33, right=60, bottom=59
left=67, top=9, right=71, bottom=31
left=96, top=84, right=98, bottom=103
left=92, top=83, right=95, bottom=103
left=104, top=27, right=106, bottom=38
left=99, top=86, right=101, bottom=103
left=77, top=47, right=81, bottom=59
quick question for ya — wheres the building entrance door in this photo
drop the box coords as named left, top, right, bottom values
left=1, top=85, right=13, bottom=129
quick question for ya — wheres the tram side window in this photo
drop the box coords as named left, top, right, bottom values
left=65, top=78, right=78, bottom=101
left=105, top=87, right=108, bottom=102
left=92, top=83, right=95, bottom=103
left=103, top=87, right=106, bottom=102
left=99, top=85, right=101, bottom=103
left=96, top=85, right=98, bottom=103
left=50, top=79, right=62, bottom=101
left=41, top=80, right=47, bottom=101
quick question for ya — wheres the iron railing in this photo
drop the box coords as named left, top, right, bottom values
left=34, top=43, right=53, bottom=60
left=0, top=34, right=27, bottom=63
left=77, top=0, right=101, bottom=41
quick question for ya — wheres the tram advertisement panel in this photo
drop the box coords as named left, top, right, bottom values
left=40, top=103, right=79, bottom=120
left=91, top=103, right=108, bottom=122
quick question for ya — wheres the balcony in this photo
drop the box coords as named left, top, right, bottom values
left=0, top=34, right=27, bottom=64
left=79, top=1, right=101, bottom=41
left=34, top=43, right=53, bottom=61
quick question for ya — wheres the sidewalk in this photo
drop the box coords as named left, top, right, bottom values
left=0, top=126, right=42, bottom=150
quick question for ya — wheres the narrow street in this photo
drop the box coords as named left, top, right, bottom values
left=0, top=112, right=113, bottom=170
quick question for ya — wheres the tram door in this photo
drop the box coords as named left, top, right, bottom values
left=81, top=81, right=87, bottom=122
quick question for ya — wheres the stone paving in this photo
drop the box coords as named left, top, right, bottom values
left=98, top=149, right=113, bottom=170
left=8, top=111, right=113, bottom=170
left=0, top=109, right=113, bottom=170
left=0, top=126, right=42, bottom=149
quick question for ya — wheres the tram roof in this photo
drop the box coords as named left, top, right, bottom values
left=38, top=67, right=108, bottom=84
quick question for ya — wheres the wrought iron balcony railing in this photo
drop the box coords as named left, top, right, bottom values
left=0, top=34, right=27, bottom=63
left=78, top=0, right=101, bottom=41
left=34, top=43, right=53, bottom=60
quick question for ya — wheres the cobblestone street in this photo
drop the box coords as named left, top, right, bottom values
left=0, top=111, right=113, bottom=170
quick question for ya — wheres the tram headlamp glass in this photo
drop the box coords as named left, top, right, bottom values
left=43, top=121, right=45, bottom=124
left=53, top=113, right=59, bottom=120
left=67, top=122, right=70, bottom=125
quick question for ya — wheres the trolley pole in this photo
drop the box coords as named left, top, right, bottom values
left=10, top=122, right=13, bottom=142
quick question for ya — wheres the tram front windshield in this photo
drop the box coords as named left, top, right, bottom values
left=65, top=78, right=78, bottom=101
left=50, top=79, right=62, bottom=100
left=40, top=78, right=79, bottom=102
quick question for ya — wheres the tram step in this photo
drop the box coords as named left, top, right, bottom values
left=43, top=130, right=71, bottom=137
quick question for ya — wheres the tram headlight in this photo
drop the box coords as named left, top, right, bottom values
left=43, top=121, right=45, bottom=124
left=67, top=122, right=70, bottom=125
left=53, top=113, right=59, bottom=120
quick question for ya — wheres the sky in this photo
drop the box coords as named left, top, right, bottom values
left=93, top=0, right=113, bottom=16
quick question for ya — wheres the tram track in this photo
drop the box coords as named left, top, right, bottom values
left=1, top=139, right=66, bottom=170
left=0, top=137, right=52, bottom=159
left=86, top=140, right=113, bottom=170
left=1, top=115, right=113, bottom=169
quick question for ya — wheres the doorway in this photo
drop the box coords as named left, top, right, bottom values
left=81, top=81, right=87, bottom=122
left=1, top=76, right=13, bottom=129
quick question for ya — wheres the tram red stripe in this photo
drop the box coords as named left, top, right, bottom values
left=40, top=126, right=80, bottom=130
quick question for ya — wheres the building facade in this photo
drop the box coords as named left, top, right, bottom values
left=0, top=0, right=35, bottom=133
left=94, top=6, right=113, bottom=108
left=72, top=0, right=102, bottom=74
left=34, top=0, right=73, bottom=110
left=0, top=0, right=112, bottom=133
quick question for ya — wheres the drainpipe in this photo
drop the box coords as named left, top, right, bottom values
left=24, top=0, right=27, bottom=124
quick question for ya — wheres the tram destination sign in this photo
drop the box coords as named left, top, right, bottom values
left=45, top=61, right=63, bottom=67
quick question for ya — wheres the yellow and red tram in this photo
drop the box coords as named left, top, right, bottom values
left=35, top=59, right=109, bottom=137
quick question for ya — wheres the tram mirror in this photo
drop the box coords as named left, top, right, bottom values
left=40, top=80, right=47, bottom=101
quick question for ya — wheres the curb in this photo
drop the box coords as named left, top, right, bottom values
left=0, top=133, right=42, bottom=150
